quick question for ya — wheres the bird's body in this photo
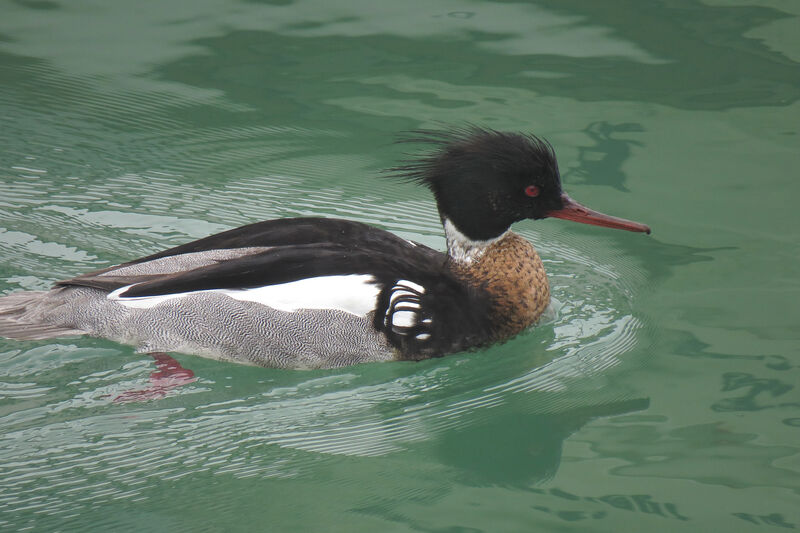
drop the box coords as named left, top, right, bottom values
left=0, top=128, right=650, bottom=368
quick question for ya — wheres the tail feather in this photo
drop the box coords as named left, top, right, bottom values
left=0, top=291, right=86, bottom=340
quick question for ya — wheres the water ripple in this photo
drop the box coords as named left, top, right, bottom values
left=0, top=73, right=652, bottom=531
left=0, top=248, right=648, bottom=531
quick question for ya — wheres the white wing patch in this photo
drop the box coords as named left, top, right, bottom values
left=109, top=275, right=381, bottom=317
left=224, top=275, right=379, bottom=316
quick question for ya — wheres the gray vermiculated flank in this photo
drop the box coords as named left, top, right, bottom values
left=0, top=248, right=398, bottom=369
left=0, top=287, right=396, bottom=368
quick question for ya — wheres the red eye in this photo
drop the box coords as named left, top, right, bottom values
left=524, top=185, right=540, bottom=197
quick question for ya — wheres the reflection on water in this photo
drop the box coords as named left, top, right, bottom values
left=2, top=0, right=799, bottom=530
left=569, top=121, right=644, bottom=192
left=0, top=163, right=652, bottom=529
left=437, top=397, right=650, bottom=486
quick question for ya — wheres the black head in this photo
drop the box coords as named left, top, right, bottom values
left=392, top=127, right=650, bottom=240
left=392, top=127, right=566, bottom=240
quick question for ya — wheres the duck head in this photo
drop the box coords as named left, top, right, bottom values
left=394, top=127, right=651, bottom=241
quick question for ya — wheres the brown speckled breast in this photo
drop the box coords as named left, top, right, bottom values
left=449, top=232, right=550, bottom=341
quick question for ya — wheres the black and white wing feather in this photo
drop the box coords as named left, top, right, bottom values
left=53, top=217, right=495, bottom=360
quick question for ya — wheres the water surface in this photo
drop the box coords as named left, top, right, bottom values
left=1, top=1, right=799, bottom=531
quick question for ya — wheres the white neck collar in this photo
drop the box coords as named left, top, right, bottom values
left=444, top=218, right=508, bottom=265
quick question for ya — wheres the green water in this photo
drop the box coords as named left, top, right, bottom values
left=1, top=1, right=799, bottom=531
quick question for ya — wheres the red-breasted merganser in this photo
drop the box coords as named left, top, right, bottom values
left=0, top=128, right=650, bottom=368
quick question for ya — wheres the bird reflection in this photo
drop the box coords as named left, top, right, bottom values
left=437, top=396, right=650, bottom=486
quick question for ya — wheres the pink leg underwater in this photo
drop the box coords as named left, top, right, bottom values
left=113, top=352, right=197, bottom=403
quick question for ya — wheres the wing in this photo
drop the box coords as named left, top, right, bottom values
left=55, top=216, right=495, bottom=358
left=115, top=217, right=419, bottom=265
left=110, top=243, right=442, bottom=297
left=57, top=217, right=438, bottom=292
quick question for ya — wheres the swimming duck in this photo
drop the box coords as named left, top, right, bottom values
left=0, top=128, right=650, bottom=368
